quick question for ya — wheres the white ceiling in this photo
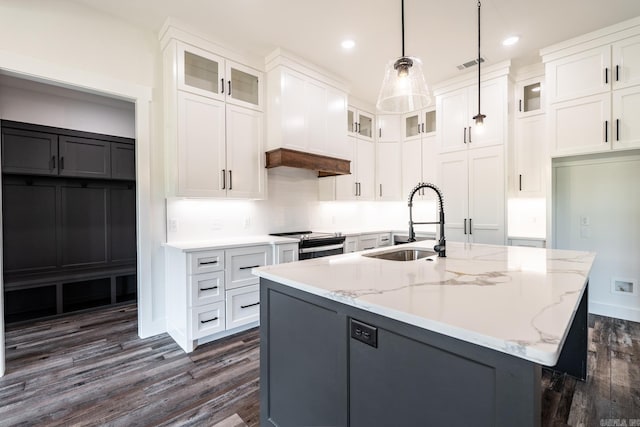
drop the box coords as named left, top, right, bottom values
left=73, top=0, right=640, bottom=105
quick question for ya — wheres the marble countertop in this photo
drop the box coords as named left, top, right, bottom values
left=253, top=240, right=596, bottom=366
left=164, top=235, right=298, bottom=252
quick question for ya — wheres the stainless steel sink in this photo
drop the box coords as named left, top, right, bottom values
left=362, top=247, right=436, bottom=261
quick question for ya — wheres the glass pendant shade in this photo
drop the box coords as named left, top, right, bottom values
left=376, top=56, right=432, bottom=113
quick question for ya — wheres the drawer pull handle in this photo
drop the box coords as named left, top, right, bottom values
left=200, top=317, right=219, bottom=324
left=240, top=302, right=260, bottom=309
left=199, top=260, right=218, bottom=265
left=200, top=286, right=218, bottom=291
left=239, top=265, right=260, bottom=270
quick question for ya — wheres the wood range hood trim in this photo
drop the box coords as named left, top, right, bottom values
left=265, top=148, right=351, bottom=177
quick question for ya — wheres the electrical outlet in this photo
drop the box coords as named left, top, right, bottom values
left=580, top=215, right=590, bottom=226
left=210, top=218, right=222, bottom=231
left=168, top=219, right=178, bottom=233
left=244, top=216, right=251, bottom=229
left=611, top=278, right=636, bottom=295
left=351, top=319, right=377, bottom=348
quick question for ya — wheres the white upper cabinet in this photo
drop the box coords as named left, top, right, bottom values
left=514, top=114, right=546, bottom=197
left=376, top=141, right=401, bottom=201
left=177, top=42, right=263, bottom=111
left=163, top=31, right=265, bottom=199
left=266, top=58, right=349, bottom=159
left=612, top=85, right=640, bottom=150
left=225, top=105, right=264, bottom=198
left=335, top=135, right=375, bottom=201
left=403, top=108, right=436, bottom=142
left=515, top=77, right=544, bottom=117
left=375, top=114, right=402, bottom=201
left=348, top=107, right=374, bottom=141
left=613, top=35, right=640, bottom=89
left=176, top=93, right=264, bottom=198
left=543, top=22, right=640, bottom=156
left=437, top=76, right=507, bottom=153
left=546, top=46, right=610, bottom=104
left=377, top=114, right=402, bottom=142
left=438, top=145, right=505, bottom=245
left=549, top=93, right=611, bottom=156
left=177, top=92, right=226, bottom=197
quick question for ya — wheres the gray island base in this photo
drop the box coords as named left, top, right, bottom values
left=260, top=278, right=588, bottom=427
left=254, top=240, right=594, bottom=427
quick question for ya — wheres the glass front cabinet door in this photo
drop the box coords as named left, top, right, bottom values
left=348, top=107, right=374, bottom=141
left=516, top=77, right=544, bottom=117
left=403, top=109, right=436, bottom=141
left=177, top=42, right=262, bottom=111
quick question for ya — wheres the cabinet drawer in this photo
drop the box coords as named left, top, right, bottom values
left=189, top=271, right=224, bottom=307
left=191, top=301, right=225, bottom=339
left=225, top=246, right=271, bottom=290
left=226, top=284, right=259, bottom=330
left=188, top=250, right=224, bottom=274
left=378, top=233, right=392, bottom=247
left=357, top=234, right=378, bottom=251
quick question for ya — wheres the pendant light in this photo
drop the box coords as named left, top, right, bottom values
left=471, top=0, right=486, bottom=131
left=376, top=0, right=431, bottom=113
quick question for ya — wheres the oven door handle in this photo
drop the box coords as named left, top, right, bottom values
left=299, top=243, right=345, bottom=254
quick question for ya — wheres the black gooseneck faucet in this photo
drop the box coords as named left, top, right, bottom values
left=408, top=182, right=446, bottom=257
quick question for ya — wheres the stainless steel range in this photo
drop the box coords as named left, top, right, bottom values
left=270, top=231, right=346, bottom=260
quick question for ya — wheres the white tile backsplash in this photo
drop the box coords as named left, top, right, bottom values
left=166, top=167, right=437, bottom=242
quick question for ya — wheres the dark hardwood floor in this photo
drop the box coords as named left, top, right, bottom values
left=1, top=303, right=639, bottom=426
left=0, top=303, right=259, bottom=426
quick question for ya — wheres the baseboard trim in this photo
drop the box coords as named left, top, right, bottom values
left=590, top=301, right=640, bottom=322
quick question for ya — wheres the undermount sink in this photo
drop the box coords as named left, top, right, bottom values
left=362, top=247, right=436, bottom=261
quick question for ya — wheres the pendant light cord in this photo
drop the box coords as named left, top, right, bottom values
left=401, top=0, right=405, bottom=57
left=477, top=0, right=481, bottom=116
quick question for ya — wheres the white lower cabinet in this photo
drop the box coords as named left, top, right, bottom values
left=226, top=284, right=260, bottom=330
left=344, top=236, right=358, bottom=253
left=165, top=244, right=272, bottom=353
left=357, top=234, right=378, bottom=251
left=192, top=302, right=226, bottom=339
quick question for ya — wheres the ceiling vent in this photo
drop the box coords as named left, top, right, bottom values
left=457, top=57, right=486, bottom=71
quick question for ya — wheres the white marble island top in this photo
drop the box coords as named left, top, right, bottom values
left=253, top=241, right=596, bottom=366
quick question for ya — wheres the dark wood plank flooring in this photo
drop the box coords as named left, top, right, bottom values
left=1, top=303, right=639, bottom=426
left=0, top=303, right=259, bottom=426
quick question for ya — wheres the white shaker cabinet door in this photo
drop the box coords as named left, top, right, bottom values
left=467, top=146, right=505, bottom=245
left=356, top=139, right=376, bottom=201
left=401, top=138, right=422, bottom=198
left=225, top=104, right=264, bottom=199
left=514, top=114, right=545, bottom=196
left=612, top=85, right=640, bottom=150
left=177, top=92, right=226, bottom=197
left=438, top=87, right=468, bottom=153
left=438, top=150, right=469, bottom=243
left=467, top=79, right=505, bottom=149
left=546, top=45, right=610, bottom=103
left=612, top=34, right=640, bottom=90
left=549, top=93, right=611, bottom=156
left=376, top=142, right=401, bottom=201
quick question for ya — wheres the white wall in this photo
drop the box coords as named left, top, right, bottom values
left=554, top=153, right=640, bottom=322
left=0, top=75, right=135, bottom=136
left=0, top=0, right=164, bottom=369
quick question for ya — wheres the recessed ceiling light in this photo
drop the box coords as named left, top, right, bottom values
left=502, top=36, right=519, bottom=46
left=341, top=39, right=355, bottom=49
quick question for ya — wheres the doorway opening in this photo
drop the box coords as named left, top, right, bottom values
left=0, top=74, right=137, bottom=353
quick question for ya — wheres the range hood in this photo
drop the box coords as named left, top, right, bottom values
left=265, top=148, right=351, bottom=177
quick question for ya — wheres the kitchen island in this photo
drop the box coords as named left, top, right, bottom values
left=253, top=241, right=595, bottom=427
